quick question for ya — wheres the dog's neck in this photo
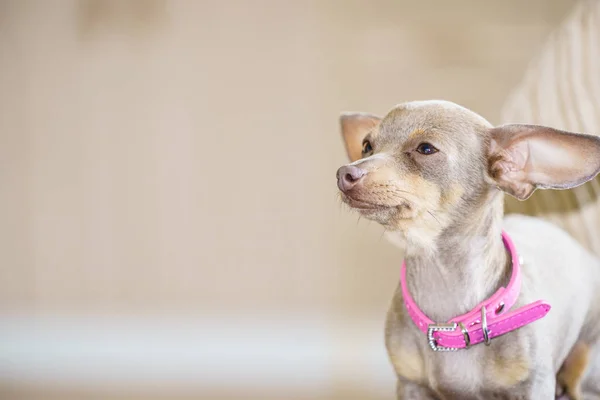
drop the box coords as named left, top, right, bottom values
left=403, top=192, right=511, bottom=322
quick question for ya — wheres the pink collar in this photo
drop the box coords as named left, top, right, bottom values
left=401, top=231, right=551, bottom=351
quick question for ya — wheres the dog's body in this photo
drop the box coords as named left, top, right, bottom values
left=336, top=101, right=600, bottom=399
left=386, top=215, right=600, bottom=399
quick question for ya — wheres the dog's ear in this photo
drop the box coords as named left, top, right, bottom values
left=339, top=112, right=381, bottom=162
left=488, top=124, right=600, bottom=200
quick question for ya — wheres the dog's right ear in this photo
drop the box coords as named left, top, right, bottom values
left=488, top=124, right=600, bottom=200
left=339, top=112, right=381, bottom=162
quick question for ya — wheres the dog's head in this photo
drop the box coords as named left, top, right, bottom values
left=336, top=100, right=600, bottom=246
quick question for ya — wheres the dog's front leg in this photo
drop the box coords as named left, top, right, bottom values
left=396, top=378, right=437, bottom=400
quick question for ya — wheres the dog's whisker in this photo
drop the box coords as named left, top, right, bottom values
left=427, top=210, right=442, bottom=226
left=379, top=228, right=387, bottom=242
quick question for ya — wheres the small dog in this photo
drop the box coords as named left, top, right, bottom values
left=335, top=100, right=600, bottom=399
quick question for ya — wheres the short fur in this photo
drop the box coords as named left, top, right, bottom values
left=336, top=100, right=600, bottom=399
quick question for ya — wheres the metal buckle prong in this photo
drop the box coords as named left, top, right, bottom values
left=427, top=322, right=458, bottom=352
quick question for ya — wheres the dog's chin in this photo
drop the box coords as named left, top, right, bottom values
left=340, top=192, right=448, bottom=252
left=342, top=195, right=386, bottom=211
left=340, top=193, right=415, bottom=226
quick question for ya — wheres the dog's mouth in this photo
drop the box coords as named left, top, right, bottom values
left=341, top=195, right=385, bottom=210
left=340, top=191, right=403, bottom=211
left=340, top=191, right=420, bottom=227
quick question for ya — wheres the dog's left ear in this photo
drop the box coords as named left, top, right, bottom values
left=488, top=124, right=600, bottom=200
left=339, top=112, right=381, bottom=162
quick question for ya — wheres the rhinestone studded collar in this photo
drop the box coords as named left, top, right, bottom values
left=400, top=231, right=551, bottom=351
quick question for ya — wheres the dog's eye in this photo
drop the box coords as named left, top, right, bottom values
left=416, top=142, right=438, bottom=155
left=362, top=140, right=373, bottom=155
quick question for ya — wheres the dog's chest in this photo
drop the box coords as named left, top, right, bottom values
left=425, top=347, right=529, bottom=396
left=387, top=321, right=532, bottom=397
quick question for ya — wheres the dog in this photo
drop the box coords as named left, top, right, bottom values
left=335, top=100, right=600, bottom=399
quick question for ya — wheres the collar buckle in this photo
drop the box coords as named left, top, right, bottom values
left=427, top=322, right=459, bottom=352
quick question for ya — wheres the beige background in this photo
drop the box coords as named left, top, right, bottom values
left=0, top=0, right=579, bottom=399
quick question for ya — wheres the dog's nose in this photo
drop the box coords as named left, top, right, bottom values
left=336, top=165, right=367, bottom=191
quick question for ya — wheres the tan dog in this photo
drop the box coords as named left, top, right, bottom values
left=336, top=101, right=600, bottom=399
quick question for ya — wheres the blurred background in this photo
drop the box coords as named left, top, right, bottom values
left=0, top=0, right=591, bottom=399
